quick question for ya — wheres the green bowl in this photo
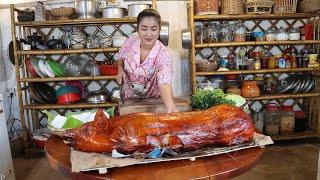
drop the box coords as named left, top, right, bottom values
left=47, top=59, right=65, bottom=77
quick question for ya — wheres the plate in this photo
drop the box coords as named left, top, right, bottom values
left=276, top=75, right=295, bottom=93
left=38, top=58, right=49, bottom=77
left=47, top=59, right=65, bottom=77
left=31, top=57, right=46, bottom=77
left=44, top=60, right=55, bottom=78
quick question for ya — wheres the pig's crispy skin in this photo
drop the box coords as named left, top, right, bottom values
left=63, top=104, right=254, bottom=154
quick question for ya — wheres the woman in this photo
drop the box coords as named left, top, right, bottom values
left=116, top=9, right=178, bottom=113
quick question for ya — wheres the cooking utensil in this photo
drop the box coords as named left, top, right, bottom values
left=56, top=85, right=81, bottom=97
left=159, top=21, right=169, bottom=46
left=304, top=75, right=316, bottom=92
left=119, top=80, right=125, bottom=105
left=33, top=83, right=56, bottom=103
left=46, top=36, right=66, bottom=50
left=102, top=6, right=126, bottom=18
left=57, top=93, right=81, bottom=104
left=74, top=0, right=98, bottom=19
left=128, top=4, right=151, bottom=17
left=9, top=38, right=22, bottom=65
left=181, top=29, right=191, bottom=49
left=276, top=75, right=295, bottom=93
left=86, top=90, right=109, bottom=103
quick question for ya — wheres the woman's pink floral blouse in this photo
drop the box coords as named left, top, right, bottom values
left=116, top=36, right=173, bottom=99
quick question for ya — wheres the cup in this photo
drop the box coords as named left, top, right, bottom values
left=23, top=44, right=31, bottom=50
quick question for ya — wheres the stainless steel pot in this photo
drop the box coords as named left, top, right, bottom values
left=128, top=4, right=151, bottom=17
left=74, top=0, right=98, bottom=19
left=159, top=21, right=169, bottom=46
left=103, top=7, right=126, bottom=18
left=181, top=29, right=191, bottom=49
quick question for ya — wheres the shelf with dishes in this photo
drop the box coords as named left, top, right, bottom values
left=19, top=76, right=117, bottom=82
left=193, top=13, right=316, bottom=21
left=245, top=93, right=320, bottom=101
left=23, top=102, right=117, bottom=110
left=17, top=47, right=120, bottom=55
left=195, top=40, right=320, bottom=48
left=14, top=17, right=138, bottom=27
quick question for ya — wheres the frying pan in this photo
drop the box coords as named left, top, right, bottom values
left=32, top=83, right=56, bottom=103
left=9, top=38, right=22, bottom=65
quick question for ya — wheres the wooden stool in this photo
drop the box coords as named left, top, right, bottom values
left=119, top=98, right=191, bottom=115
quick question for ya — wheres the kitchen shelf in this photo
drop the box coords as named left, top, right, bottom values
left=196, top=67, right=320, bottom=76
left=19, top=76, right=117, bottom=82
left=195, top=40, right=320, bottom=48
left=15, top=17, right=138, bottom=27
left=271, top=129, right=318, bottom=141
left=23, top=102, right=118, bottom=110
left=194, top=13, right=315, bottom=21
left=17, top=47, right=120, bottom=55
left=245, top=93, right=320, bottom=101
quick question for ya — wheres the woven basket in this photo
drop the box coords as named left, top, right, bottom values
left=196, top=59, right=218, bottom=72
left=194, top=0, right=219, bottom=15
left=245, top=0, right=274, bottom=14
left=274, top=0, right=297, bottom=14
left=221, top=0, right=245, bottom=15
left=299, top=0, right=320, bottom=13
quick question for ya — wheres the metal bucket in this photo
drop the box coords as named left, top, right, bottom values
left=74, top=0, right=98, bottom=19
left=102, top=6, right=126, bottom=18
left=181, top=29, right=191, bottom=49
left=128, top=4, right=151, bottom=17
left=159, top=21, right=169, bottom=46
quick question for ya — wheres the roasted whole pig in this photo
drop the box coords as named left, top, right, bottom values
left=64, top=104, right=254, bottom=154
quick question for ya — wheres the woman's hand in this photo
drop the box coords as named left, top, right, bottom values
left=116, top=59, right=126, bottom=84
left=167, top=105, right=179, bottom=113
left=116, top=69, right=126, bottom=84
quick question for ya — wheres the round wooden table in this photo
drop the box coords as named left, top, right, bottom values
left=45, top=135, right=264, bottom=180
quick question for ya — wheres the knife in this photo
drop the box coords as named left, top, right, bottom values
left=119, top=79, right=125, bottom=106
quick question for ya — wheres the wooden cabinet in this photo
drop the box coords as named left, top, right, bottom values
left=187, top=0, right=320, bottom=140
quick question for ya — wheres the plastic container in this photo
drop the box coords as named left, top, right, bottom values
left=264, top=103, right=280, bottom=135
left=276, top=27, right=289, bottom=41
left=266, top=28, right=276, bottom=41
left=289, top=28, right=300, bottom=40
left=241, top=80, right=260, bottom=98
left=280, top=106, right=295, bottom=134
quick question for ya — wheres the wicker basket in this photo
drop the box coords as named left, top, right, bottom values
left=245, top=0, right=274, bottom=14
left=196, top=59, right=218, bottom=72
left=194, top=0, right=219, bottom=15
left=299, top=0, right=320, bottom=13
left=221, top=0, right=245, bottom=15
left=274, top=0, right=297, bottom=14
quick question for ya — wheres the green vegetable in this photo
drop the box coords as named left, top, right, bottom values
left=190, top=89, right=236, bottom=110
left=225, top=94, right=246, bottom=107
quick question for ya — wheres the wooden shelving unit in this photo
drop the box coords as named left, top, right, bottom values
left=188, top=0, right=320, bottom=141
left=9, top=1, right=163, bottom=145
left=195, top=40, right=320, bottom=48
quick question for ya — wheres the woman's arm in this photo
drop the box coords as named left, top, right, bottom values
left=159, top=83, right=178, bottom=113
left=116, top=59, right=125, bottom=84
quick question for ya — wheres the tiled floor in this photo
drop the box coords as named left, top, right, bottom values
left=13, top=140, right=319, bottom=180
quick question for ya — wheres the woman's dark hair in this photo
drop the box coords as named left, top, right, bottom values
left=137, top=9, right=161, bottom=28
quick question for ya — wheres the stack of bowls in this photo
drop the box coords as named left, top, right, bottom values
left=56, top=85, right=82, bottom=104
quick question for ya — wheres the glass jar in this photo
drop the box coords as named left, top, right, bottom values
left=289, top=28, right=300, bottom=41
left=246, top=58, right=254, bottom=70
left=234, top=22, right=246, bottom=42
left=253, top=31, right=265, bottom=41
left=219, top=22, right=232, bottom=42
left=276, top=27, right=289, bottom=41
left=266, top=28, right=276, bottom=41
left=252, top=110, right=264, bottom=133
left=268, top=57, right=277, bottom=69
left=241, top=80, right=260, bottom=98
left=264, top=76, right=276, bottom=93
left=70, top=30, right=86, bottom=49
left=264, top=103, right=280, bottom=135
left=195, top=25, right=207, bottom=44
left=254, top=57, right=261, bottom=70
left=254, top=75, right=264, bottom=92
left=280, top=106, right=295, bottom=134
left=207, top=23, right=218, bottom=43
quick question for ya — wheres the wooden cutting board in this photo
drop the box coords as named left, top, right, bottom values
left=119, top=98, right=191, bottom=115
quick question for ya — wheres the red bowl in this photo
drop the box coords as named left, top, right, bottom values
left=32, top=136, right=47, bottom=149
left=56, top=93, right=81, bottom=104
left=100, top=64, right=118, bottom=76
left=26, top=58, right=39, bottom=77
